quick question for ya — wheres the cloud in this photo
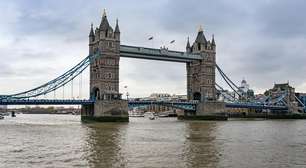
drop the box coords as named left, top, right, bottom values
left=1, top=0, right=306, bottom=97
left=256, top=0, right=306, bottom=38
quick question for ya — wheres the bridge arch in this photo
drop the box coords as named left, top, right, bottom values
left=193, top=92, right=201, bottom=101
left=91, top=87, right=100, bottom=100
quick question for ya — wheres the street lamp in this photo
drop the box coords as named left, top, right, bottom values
left=126, top=92, right=129, bottom=100
left=124, top=85, right=129, bottom=100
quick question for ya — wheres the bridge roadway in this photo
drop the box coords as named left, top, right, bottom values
left=0, top=99, right=288, bottom=111
left=120, top=45, right=202, bottom=63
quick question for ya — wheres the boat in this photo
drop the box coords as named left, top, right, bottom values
left=2, top=112, right=10, bottom=116
left=149, top=115, right=155, bottom=120
left=128, top=110, right=145, bottom=117
left=145, top=112, right=156, bottom=120
left=11, top=111, right=16, bottom=117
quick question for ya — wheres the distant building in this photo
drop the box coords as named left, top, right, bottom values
left=146, top=93, right=187, bottom=101
left=0, top=105, right=7, bottom=112
left=149, top=93, right=171, bottom=101
left=237, top=79, right=254, bottom=100
left=264, top=83, right=304, bottom=113
left=0, top=105, right=7, bottom=109
left=170, top=94, right=187, bottom=101
left=218, top=90, right=236, bottom=102
left=264, top=83, right=295, bottom=102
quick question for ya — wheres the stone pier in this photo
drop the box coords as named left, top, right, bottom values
left=179, top=101, right=228, bottom=120
left=81, top=100, right=128, bottom=122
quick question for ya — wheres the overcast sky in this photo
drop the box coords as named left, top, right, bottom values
left=0, top=0, right=306, bottom=98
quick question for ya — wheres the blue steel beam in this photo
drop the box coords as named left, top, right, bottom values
left=128, top=101, right=197, bottom=111
left=0, top=99, right=94, bottom=105
left=225, top=103, right=288, bottom=110
left=0, top=98, right=288, bottom=111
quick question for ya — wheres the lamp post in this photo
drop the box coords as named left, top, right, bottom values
left=124, top=85, right=129, bottom=100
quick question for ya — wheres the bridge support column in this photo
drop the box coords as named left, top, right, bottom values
left=179, top=101, right=228, bottom=120
left=81, top=100, right=129, bottom=122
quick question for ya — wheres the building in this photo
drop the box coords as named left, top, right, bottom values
left=186, top=26, right=216, bottom=101
left=218, top=90, right=236, bottom=102
left=149, top=93, right=171, bottom=101
left=265, top=83, right=303, bottom=113
left=264, top=83, right=295, bottom=102
left=0, top=105, right=7, bottom=109
left=141, top=93, right=187, bottom=102
left=237, top=79, right=254, bottom=100
left=0, top=105, right=7, bottom=112
left=89, top=10, right=121, bottom=101
left=82, top=10, right=128, bottom=121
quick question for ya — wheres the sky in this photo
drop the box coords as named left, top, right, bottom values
left=0, top=0, right=306, bottom=99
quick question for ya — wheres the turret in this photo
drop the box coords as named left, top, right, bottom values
left=193, top=25, right=207, bottom=52
left=211, top=34, right=216, bottom=51
left=89, top=23, right=95, bottom=43
left=186, top=37, right=191, bottom=53
left=89, top=23, right=95, bottom=55
left=99, top=9, right=113, bottom=39
left=114, top=19, right=120, bottom=40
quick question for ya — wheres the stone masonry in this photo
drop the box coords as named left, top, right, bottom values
left=82, top=10, right=128, bottom=122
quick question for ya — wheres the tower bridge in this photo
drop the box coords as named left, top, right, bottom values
left=0, top=10, right=301, bottom=121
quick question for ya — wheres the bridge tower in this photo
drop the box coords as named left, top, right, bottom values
left=81, top=10, right=128, bottom=122
left=185, top=26, right=226, bottom=118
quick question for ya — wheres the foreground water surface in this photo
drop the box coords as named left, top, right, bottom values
left=1, top=114, right=306, bottom=168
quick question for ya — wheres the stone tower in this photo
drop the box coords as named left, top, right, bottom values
left=186, top=26, right=217, bottom=102
left=184, top=27, right=226, bottom=119
left=82, top=10, right=128, bottom=122
left=89, top=10, right=121, bottom=100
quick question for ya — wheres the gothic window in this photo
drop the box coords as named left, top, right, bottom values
left=105, top=30, right=108, bottom=37
left=198, top=43, right=201, bottom=50
left=108, top=42, right=113, bottom=48
left=108, top=73, right=112, bottom=79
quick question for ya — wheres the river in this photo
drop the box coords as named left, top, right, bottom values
left=1, top=114, right=306, bottom=168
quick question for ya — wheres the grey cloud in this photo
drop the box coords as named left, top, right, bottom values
left=0, top=63, right=55, bottom=78
left=256, top=0, right=306, bottom=38
left=1, top=0, right=306, bottom=96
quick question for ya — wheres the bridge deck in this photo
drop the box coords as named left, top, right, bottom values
left=0, top=99, right=94, bottom=105
left=0, top=99, right=288, bottom=111
left=120, top=45, right=202, bottom=63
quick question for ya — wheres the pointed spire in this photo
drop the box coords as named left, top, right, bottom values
left=186, top=37, right=191, bottom=52
left=115, top=18, right=120, bottom=33
left=186, top=37, right=190, bottom=48
left=102, top=8, right=107, bottom=18
left=198, top=25, right=204, bottom=32
left=100, top=9, right=111, bottom=31
left=89, top=23, right=94, bottom=37
left=211, top=34, right=216, bottom=46
left=195, top=25, right=207, bottom=44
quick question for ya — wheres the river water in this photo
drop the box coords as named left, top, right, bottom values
left=1, top=114, right=306, bottom=168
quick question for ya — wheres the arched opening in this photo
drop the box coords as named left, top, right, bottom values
left=193, top=92, right=201, bottom=101
left=92, top=87, right=100, bottom=100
